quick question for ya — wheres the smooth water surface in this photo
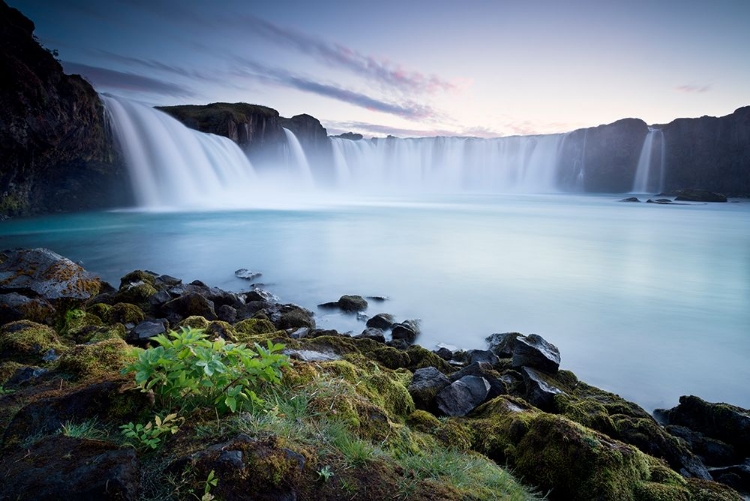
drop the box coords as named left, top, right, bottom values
left=1, top=194, right=748, bottom=412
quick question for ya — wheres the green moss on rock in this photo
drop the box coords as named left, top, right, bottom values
left=405, top=345, right=455, bottom=373
left=105, top=302, right=145, bottom=325
left=178, top=315, right=210, bottom=330
left=56, top=338, right=133, bottom=380
left=60, top=309, right=103, bottom=342
left=86, top=323, right=128, bottom=343
left=0, top=320, right=67, bottom=363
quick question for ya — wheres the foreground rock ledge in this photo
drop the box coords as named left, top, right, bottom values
left=0, top=248, right=745, bottom=501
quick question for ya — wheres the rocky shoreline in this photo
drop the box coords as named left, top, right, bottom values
left=0, top=247, right=748, bottom=500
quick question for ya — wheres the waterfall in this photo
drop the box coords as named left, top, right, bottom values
left=282, top=128, right=315, bottom=187
left=632, top=128, right=665, bottom=194
left=330, top=134, right=565, bottom=193
left=102, top=95, right=256, bottom=209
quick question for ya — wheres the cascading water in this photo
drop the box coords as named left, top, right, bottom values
left=632, top=128, right=665, bottom=194
left=282, top=128, right=315, bottom=187
left=330, top=134, right=565, bottom=193
left=103, top=95, right=257, bottom=209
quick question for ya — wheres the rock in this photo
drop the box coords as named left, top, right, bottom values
left=366, top=313, right=395, bottom=330
left=217, top=304, right=237, bottom=323
left=356, top=327, right=386, bottom=343
left=105, top=302, right=145, bottom=327
left=435, top=376, right=490, bottom=417
left=4, top=366, right=48, bottom=388
left=709, top=462, right=750, bottom=493
left=467, top=349, right=499, bottom=366
left=235, top=268, right=262, bottom=280
left=244, top=288, right=278, bottom=303
left=0, top=249, right=102, bottom=306
left=0, top=436, right=139, bottom=500
left=366, top=295, right=388, bottom=302
left=674, top=189, right=728, bottom=202
left=666, top=425, right=740, bottom=466
left=435, top=347, right=453, bottom=360
left=0, top=292, right=55, bottom=325
left=512, top=334, right=561, bottom=373
left=486, top=332, right=522, bottom=358
left=276, top=306, right=315, bottom=330
left=449, top=362, right=507, bottom=400
left=0, top=320, right=65, bottom=364
left=338, top=295, right=369, bottom=312
left=657, top=395, right=750, bottom=456
left=333, top=132, right=364, bottom=140
left=646, top=198, right=673, bottom=204
left=161, top=292, right=217, bottom=322
left=620, top=196, right=641, bottom=202
left=128, top=319, right=168, bottom=344
left=290, top=327, right=310, bottom=339
left=391, top=320, right=420, bottom=344
left=522, top=367, right=564, bottom=412
left=408, top=366, right=451, bottom=411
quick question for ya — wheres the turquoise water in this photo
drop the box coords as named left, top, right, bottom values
left=1, top=194, right=748, bottom=412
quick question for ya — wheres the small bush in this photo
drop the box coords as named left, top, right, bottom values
left=123, top=327, right=288, bottom=414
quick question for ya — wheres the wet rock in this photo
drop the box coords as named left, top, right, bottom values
left=275, top=305, right=315, bottom=330
left=366, top=313, right=395, bottom=330
left=435, top=375, right=490, bottom=417
left=235, top=268, right=262, bottom=280
left=449, top=362, right=507, bottom=400
left=620, top=196, right=641, bottom=202
left=161, top=292, right=217, bottom=322
left=290, top=327, right=310, bottom=339
left=0, top=292, right=55, bottom=325
left=486, top=332, right=522, bottom=358
left=320, top=294, right=368, bottom=312
left=657, top=396, right=750, bottom=456
left=468, top=349, right=499, bottom=366
left=391, top=320, right=420, bottom=344
left=522, top=367, right=564, bottom=411
left=709, top=462, right=750, bottom=493
left=408, top=366, right=451, bottom=411
left=0, top=248, right=102, bottom=306
left=512, top=333, right=561, bottom=373
left=666, top=425, right=740, bottom=466
left=217, top=304, right=238, bottom=323
left=646, top=198, right=673, bottom=204
left=435, top=346, right=453, bottom=360
left=0, top=436, right=139, bottom=501
left=244, top=288, right=278, bottom=303
left=4, top=366, right=48, bottom=387
left=0, top=320, right=65, bottom=364
left=674, top=189, right=727, bottom=202
left=366, top=295, right=388, bottom=302
left=129, top=319, right=169, bottom=345
left=356, top=327, right=386, bottom=343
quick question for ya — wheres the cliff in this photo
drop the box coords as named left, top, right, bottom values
left=0, top=0, right=129, bottom=218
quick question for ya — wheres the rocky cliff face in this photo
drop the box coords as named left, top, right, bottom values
left=660, top=106, right=750, bottom=196
left=0, top=1, right=130, bottom=218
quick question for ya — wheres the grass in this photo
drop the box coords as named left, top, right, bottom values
left=59, top=417, right=109, bottom=440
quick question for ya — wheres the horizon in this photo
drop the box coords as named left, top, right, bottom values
left=9, top=0, right=750, bottom=138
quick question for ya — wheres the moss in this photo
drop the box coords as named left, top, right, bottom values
left=0, top=320, right=67, bottom=363
left=105, top=302, right=145, bottom=325
left=56, top=338, right=133, bottom=380
left=363, top=345, right=411, bottom=370
left=205, top=320, right=237, bottom=341
left=634, top=482, right=691, bottom=501
left=178, top=315, right=210, bottom=330
left=119, top=270, right=156, bottom=288
left=87, top=303, right=111, bottom=320
left=60, top=309, right=103, bottom=342
left=405, top=345, right=455, bottom=373
left=86, top=323, right=128, bottom=343
left=572, top=381, right=652, bottom=419
left=0, top=361, right=25, bottom=385
left=685, top=478, right=743, bottom=501
left=407, top=410, right=441, bottom=433
left=554, top=393, right=618, bottom=437
left=114, top=281, right=158, bottom=307
left=234, top=318, right=277, bottom=335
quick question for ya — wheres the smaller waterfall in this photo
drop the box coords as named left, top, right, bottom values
left=632, top=128, right=665, bottom=194
left=282, top=128, right=315, bottom=187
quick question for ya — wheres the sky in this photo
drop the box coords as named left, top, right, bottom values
left=10, top=0, right=750, bottom=138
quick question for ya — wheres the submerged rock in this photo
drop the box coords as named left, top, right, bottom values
left=319, top=295, right=368, bottom=312
left=620, top=196, right=641, bottom=202
left=234, top=268, right=262, bottom=280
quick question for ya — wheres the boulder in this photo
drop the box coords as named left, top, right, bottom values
left=522, top=367, right=564, bottom=412
left=0, top=320, right=65, bottom=364
left=486, top=332, right=522, bottom=358
left=0, top=436, right=139, bottom=500
left=408, top=366, right=451, bottom=411
left=366, top=313, right=395, bottom=330
left=449, top=362, right=507, bottom=401
left=709, top=462, right=750, bottom=494
left=512, top=334, right=561, bottom=373
left=0, top=248, right=102, bottom=306
left=619, top=196, right=641, bottom=202
left=161, top=292, right=217, bottom=322
left=467, top=349, right=499, bottom=366
left=128, top=319, right=169, bottom=345
left=234, top=268, right=261, bottom=280
left=435, top=375, right=490, bottom=417
left=657, top=396, right=750, bottom=456
left=356, top=327, right=386, bottom=343
left=391, top=320, right=420, bottom=345
left=320, top=295, right=368, bottom=312
left=0, top=292, right=55, bottom=325
left=666, top=425, right=740, bottom=466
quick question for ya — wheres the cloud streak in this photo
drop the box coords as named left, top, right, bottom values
left=230, top=57, right=439, bottom=120
left=675, top=84, right=712, bottom=93
left=63, top=61, right=196, bottom=97
left=229, top=15, right=460, bottom=97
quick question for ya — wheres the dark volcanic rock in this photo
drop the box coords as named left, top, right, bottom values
left=0, top=436, right=139, bottom=501
left=657, top=396, right=750, bottom=456
left=511, top=334, right=561, bottom=373
left=408, top=366, right=451, bottom=411
left=366, top=313, right=395, bottom=330
left=522, top=367, right=564, bottom=411
left=129, top=319, right=169, bottom=344
left=333, top=132, right=363, bottom=140
left=391, top=320, right=419, bottom=344
left=620, top=196, right=641, bottom=202
left=674, top=189, right=728, bottom=202
left=486, top=332, right=522, bottom=358
left=161, top=292, right=218, bottom=322
left=0, top=291, right=55, bottom=325
left=0, top=2, right=129, bottom=217
left=449, top=362, right=507, bottom=400
left=235, top=268, right=262, bottom=280
left=467, top=349, right=499, bottom=366
left=337, top=295, right=368, bottom=312
left=435, top=375, right=490, bottom=417
left=666, top=425, right=740, bottom=466
left=356, top=327, right=386, bottom=343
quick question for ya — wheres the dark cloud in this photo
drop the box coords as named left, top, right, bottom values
left=62, top=61, right=196, bottom=97
left=230, top=58, right=438, bottom=120
left=240, top=15, right=458, bottom=96
left=675, top=84, right=712, bottom=93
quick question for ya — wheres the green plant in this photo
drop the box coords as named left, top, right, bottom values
left=198, top=469, right=218, bottom=501
left=316, top=465, right=334, bottom=482
left=123, top=327, right=288, bottom=414
left=0, top=385, right=15, bottom=395
left=59, top=418, right=107, bottom=440
left=120, top=413, right=182, bottom=450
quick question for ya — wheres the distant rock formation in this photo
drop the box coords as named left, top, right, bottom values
left=0, top=0, right=129, bottom=218
left=332, top=132, right=364, bottom=141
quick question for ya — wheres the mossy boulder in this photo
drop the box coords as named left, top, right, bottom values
left=105, top=302, right=145, bottom=326
left=205, top=320, right=237, bottom=341
left=405, top=345, right=455, bottom=373
left=178, top=315, right=210, bottom=330
left=59, top=309, right=103, bottom=342
left=119, top=270, right=157, bottom=289
left=235, top=317, right=277, bottom=335
left=114, top=281, right=158, bottom=309
left=0, top=320, right=67, bottom=364
left=0, top=292, right=55, bottom=325
left=56, top=338, right=133, bottom=380
left=86, top=323, right=128, bottom=343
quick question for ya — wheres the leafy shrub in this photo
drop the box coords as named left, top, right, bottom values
left=120, top=413, right=182, bottom=450
left=123, top=327, right=288, bottom=414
